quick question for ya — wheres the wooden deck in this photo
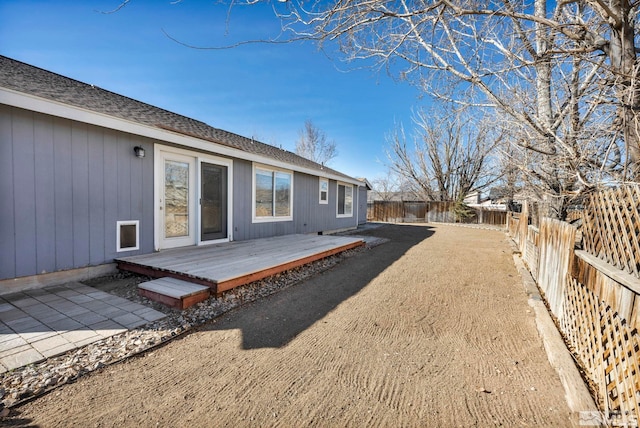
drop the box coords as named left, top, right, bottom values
left=116, top=234, right=364, bottom=295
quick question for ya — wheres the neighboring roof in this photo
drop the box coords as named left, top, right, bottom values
left=356, top=177, right=373, bottom=191
left=0, top=55, right=358, bottom=184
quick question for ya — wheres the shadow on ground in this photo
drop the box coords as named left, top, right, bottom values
left=204, top=224, right=434, bottom=349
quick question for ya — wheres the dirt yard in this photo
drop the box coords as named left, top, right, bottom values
left=7, top=224, right=576, bottom=427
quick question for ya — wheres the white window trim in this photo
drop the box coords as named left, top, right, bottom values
left=154, top=144, right=233, bottom=250
left=319, top=178, right=329, bottom=204
left=252, top=163, right=294, bottom=223
left=116, top=220, right=140, bottom=252
left=336, top=182, right=354, bottom=218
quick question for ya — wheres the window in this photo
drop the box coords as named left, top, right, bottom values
left=253, top=165, right=293, bottom=222
left=337, top=182, right=353, bottom=217
left=319, top=178, right=328, bottom=204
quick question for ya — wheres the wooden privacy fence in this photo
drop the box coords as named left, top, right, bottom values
left=509, top=187, right=640, bottom=425
left=368, top=201, right=404, bottom=222
left=367, top=201, right=507, bottom=226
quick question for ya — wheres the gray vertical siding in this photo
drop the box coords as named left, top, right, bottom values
left=294, top=172, right=351, bottom=233
left=358, top=185, right=367, bottom=225
left=12, top=108, right=37, bottom=277
left=231, top=159, right=292, bottom=240
left=231, top=159, right=252, bottom=241
left=1, top=104, right=365, bottom=281
left=0, top=105, right=154, bottom=280
left=103, top=131, right=119, bottom=260
left=53, top=116, right=74, bottom=271
left=71, top=122, right=90, bottom=268
left=231, top=159, right=359, bottom=240
left=34, top=115, right=56, bottom=274
left=141, top=140, right=155, bottom=255
left=0, top=106, right=15, bottom=278
left=88, top=128, right=105, bottom=266
left=294, top=173, right=312, bottom=234
left=325, top=178, right=361, bottom=231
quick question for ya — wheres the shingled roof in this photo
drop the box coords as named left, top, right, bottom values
left=0, top=55, right=357, bottom=182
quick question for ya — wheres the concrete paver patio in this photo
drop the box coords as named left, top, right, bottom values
left=0, top=282, right=165, bottom=373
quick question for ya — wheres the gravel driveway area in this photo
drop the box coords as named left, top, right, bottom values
left=4, top=224, right=577, bottom=427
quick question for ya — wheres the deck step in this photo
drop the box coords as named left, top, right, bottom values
left=138, top=277, right=210, bottom=310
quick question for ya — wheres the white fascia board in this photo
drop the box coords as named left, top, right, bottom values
left=0, top=88, right=362, bottom=186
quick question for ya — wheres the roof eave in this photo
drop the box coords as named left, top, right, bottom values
left=0, top=87, right=363, bottom=186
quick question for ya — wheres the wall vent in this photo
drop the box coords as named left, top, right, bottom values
left=117, top=220, right=139, bottom=252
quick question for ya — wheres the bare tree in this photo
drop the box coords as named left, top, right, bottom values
left=387, top=109, right=501, bottom=202
left=295, top=120, right=338, bottom=165
left=281, top=0, right=638, bottom=177
left=493, top=139, right=525, bottom=209
left=116, top=0, right=640, bottom=210
left=371, top=169, right=401, bottom=201
left=232, top=2, right=634, bottom=192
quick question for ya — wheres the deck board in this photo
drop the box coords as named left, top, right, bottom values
left=137, top=277, right=211, bottom=309
left=116, top=234, right=364, bottom=294
left=138, top=277, right=210, bottom=299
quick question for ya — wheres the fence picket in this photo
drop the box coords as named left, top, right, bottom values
left=509, top=188, right=640, bottom=424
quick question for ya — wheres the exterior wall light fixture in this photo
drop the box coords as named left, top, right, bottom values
left=134, top=146, right=145, bottom=158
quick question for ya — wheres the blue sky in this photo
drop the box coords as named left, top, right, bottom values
left=0, top=0, right=423, bottom=180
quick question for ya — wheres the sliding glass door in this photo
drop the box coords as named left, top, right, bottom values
left=200, top=162, right=227, bottom=241
left=156, top=147, right=232, bottom=249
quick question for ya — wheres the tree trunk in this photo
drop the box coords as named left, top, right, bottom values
left=609, top=0, right=640, bottom=178
left=535, top=0, right=563, bottom=217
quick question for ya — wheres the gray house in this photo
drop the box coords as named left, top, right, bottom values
left=0, top=56, right=369, bottom=284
